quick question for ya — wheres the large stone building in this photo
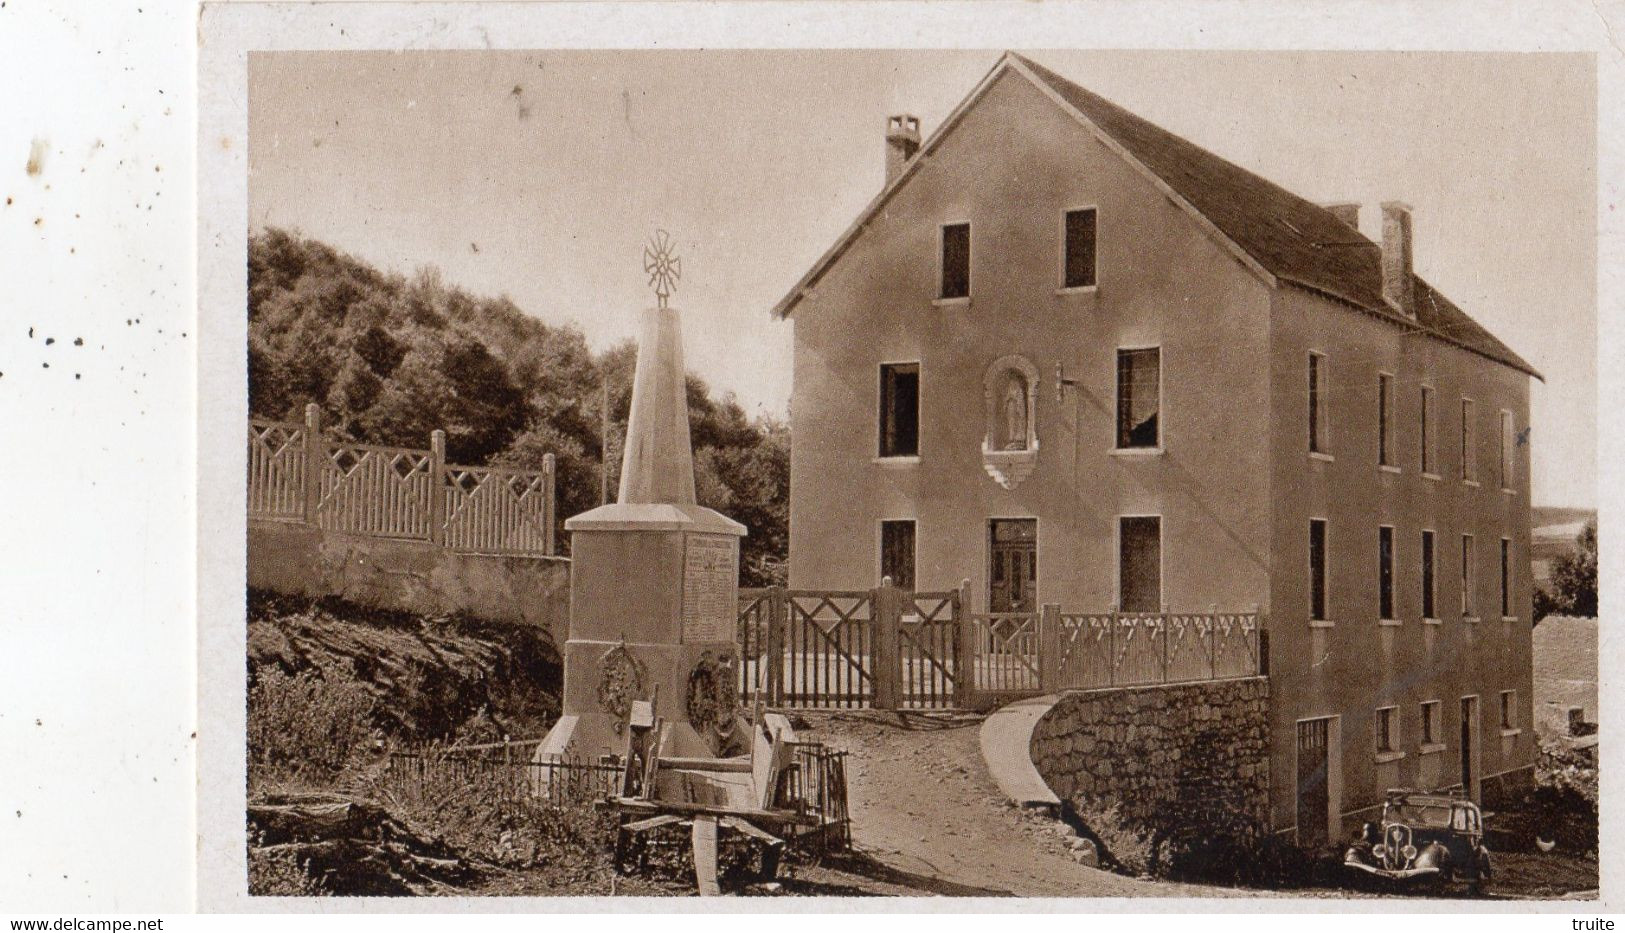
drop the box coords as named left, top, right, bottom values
left=772, top=52, right=1538, bottom=842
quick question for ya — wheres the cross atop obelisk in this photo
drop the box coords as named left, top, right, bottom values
left=643, top=228, right=681, bottom=310
left=619, top=230, right=696, bottom=505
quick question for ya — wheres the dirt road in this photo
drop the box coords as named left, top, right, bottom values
left=797, top=710, right=1228, bottom=898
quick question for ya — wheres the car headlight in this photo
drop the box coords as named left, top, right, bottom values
left=1402, top=844, right=1418, bottom=862
left=1373, top=844, right=1387, bottom=859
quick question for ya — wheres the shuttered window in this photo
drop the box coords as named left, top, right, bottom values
left=1379, top=525, right=1395, bottom=621
left=1421, top=530, right=1436, bottom=619
left=1378, top=373, right=1394, bottom=467
left=1118, top=516, right=1162, bottom=613
left=1116, top=348, right=1161, bottom=449
left=878, top=363, right=919, bottom=458
left=940, top=222, right=970, bottom=299
left=1309, top=519, right=1328, bottom=621
left=1063, top=208, right=1097, bottom=289
left=880, top=520, right=916, bottom=590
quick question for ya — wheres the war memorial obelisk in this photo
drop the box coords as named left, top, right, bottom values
left=538, top=232, right=747, bottom=766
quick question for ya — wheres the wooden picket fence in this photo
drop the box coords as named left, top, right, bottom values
left=248, top=404, right=556, bottom=556
left=739, top=584, right=1267, bottom=710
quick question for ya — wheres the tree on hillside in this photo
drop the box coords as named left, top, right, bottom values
left=1535, top=518, right=1597, bottom=621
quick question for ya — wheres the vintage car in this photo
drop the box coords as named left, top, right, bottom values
left=1343, top=789, right=1492, bottom=893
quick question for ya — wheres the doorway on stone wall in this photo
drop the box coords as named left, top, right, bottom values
left=1296, top=717, right=1331, bottom=849
left=988, top=519, right=1037, bottom=612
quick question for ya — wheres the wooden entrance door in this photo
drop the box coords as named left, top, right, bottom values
left=1296, top=718, right=1331, bottom=848
left=989, top=519, right=1037, bottom=612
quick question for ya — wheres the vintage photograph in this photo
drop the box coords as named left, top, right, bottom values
left=238, top=48, right=1598, bottom=899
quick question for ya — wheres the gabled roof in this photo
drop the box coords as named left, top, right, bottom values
left=772, top=52, right=1540, bottom=380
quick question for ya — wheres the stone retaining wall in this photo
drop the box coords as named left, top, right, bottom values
left=1030, top=677, right=1270, bottom=834
left=249, top=520, right=570, bottom=645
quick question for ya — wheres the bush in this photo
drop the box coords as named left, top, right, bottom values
left=1068, top=794, right=1308, bottom=887
left=1532, top=740, right=1598, bottom=854
left=248, top=666, right=377, bottom=787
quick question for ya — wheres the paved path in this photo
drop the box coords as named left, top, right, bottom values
left=978, top=695, right=1061, bottom=809
left=797, top=710, right=1228, bottom=898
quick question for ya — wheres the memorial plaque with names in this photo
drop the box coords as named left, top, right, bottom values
left=681, top=533, right=737, bottom=643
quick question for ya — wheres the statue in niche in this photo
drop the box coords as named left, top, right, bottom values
left=1002, top=372, right=1029, bottom=450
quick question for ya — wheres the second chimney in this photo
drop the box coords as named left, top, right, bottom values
left=885, top=115, right=921, bottom=185
left=1380, top=201, right=1415, bottom=316
left=1322, top=201, right=1361, bottom=230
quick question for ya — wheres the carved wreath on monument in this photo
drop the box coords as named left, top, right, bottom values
left=685, top=649, right=739, bottom=739
left=596, top=642, right=647, bottom=735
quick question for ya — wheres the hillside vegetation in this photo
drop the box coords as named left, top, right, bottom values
left=248, top=228, right=788, bottom=584
left=247, top=589, right=562, bottom=747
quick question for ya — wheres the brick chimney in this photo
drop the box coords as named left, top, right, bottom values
left=885, top=115, right=921, bottom=185
left=1322, top=202, right=1361, bottom=230
left=1381, top=201, right=1415, bottom=317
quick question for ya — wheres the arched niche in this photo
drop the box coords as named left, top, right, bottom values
left=981, top=355, right=1040, bottom=490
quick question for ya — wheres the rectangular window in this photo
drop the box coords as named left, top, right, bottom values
left=1118, top=516, right=1162, bottom=613
left=1308, top=353, right=1328, bottom=454
left=1461, top=534, right=1476, bottom=617
left=1500, top=537, right=1512, bottom=617
left=940, top=222, right=970, bottom=299
left=1461, top=398, right=1476, bottom=482
left=880, top=520, right=916, bottom=591
left=1421, top=385, right=1435, bottom=474
left=1500, top=691, right=1516, bottom=730
left=1377, top=706, right=1396, bottom=753
left=1420, top=700, right=1440, bottom=746
left=878, top=363, right=920, bottom=458
left=1378, top=525, right=1395, bottom=621
left=1116, top=348, right=1161, bottom=449
left=1500, top=410, right=1515, bottom=489
left=1378, top=372, right=1394, bottom=467
left=1309, top=519, right=1328, bottom=621
left=1062, top=208, right=1097, bottom=289
left=1421, top=530, right=1437, bottom=619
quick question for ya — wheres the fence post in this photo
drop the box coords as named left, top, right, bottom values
left=302, top=403, right=322, bottom=525
left=1108, top=604, right=1119, bottom=687
left=429, top=429, right=447, bottom=546
left=871, top=580, right=901, bottom=711
left=1160, top=604, right=1170, bottom=684
left=1039, top=603, right=1062, bottom=693
left=766, top=585, right=786, bottom=706
left=1255, top=603, right=1269, bottom=676
left=542, top=452, right=557, bottom=556
left=1209, top=602, right=1219, bottom=681
left=952, top=579, right=974, bottom=708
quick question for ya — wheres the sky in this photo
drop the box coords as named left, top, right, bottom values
left=248, top=50, right=1596, bottom=508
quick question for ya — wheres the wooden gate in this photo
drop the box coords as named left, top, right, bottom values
left=899, top=591, right=962, bottom=709
left=739, top=585, right=965, bottom=710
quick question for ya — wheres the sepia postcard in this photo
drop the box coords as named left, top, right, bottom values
left=189, top=0, right=1611, bottom=914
